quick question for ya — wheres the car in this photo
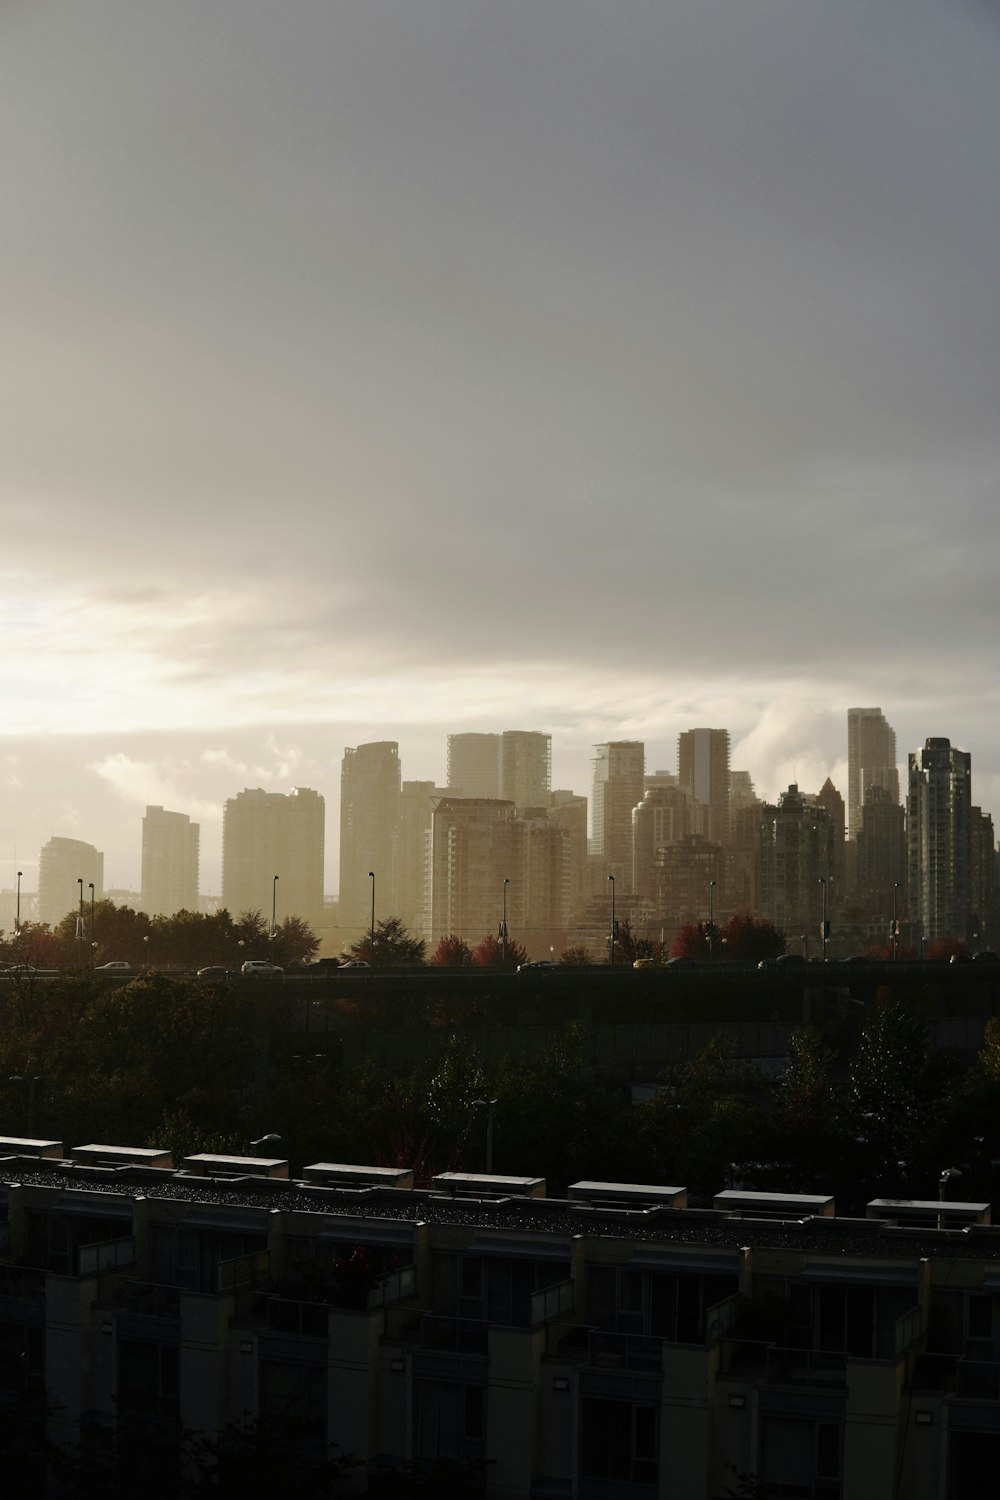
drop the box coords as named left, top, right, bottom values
left=338, top=959, right=370, bottom=969
left=196, top=966, right=232, bottom=982
left=632, top=958, right=664, bottom=970
left=240, top=960, right=284, bottom=977
left=95, top=960, right=131, bottom=972
left=758, top=954, right=808, bottom=970
left=972, top=950, right=999, bottom=963
left=517, top=960, right=558, bottom=972
left=663, top=956, right=696, bottom=969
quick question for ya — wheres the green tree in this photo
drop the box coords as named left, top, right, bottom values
left=269, top=915, right=320, bottom=967
left=345, top=916, right=426, bottom=967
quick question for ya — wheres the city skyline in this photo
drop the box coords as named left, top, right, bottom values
left=2, top=4, right=998, bottom=897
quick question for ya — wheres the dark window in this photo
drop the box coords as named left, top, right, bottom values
left=580, top=1398, right=657, bottom=1486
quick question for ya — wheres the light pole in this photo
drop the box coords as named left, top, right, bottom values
left=892, top=882, right=900, bottom=961
left=88, top=883, right=95, bottom=967
left=15, top=871, right=21, bottom=935
left=708, top=880, right=716, bottom=960
left=500, top=878, right=509, bottom=965
left=608, top=874, right=616, bottom=967
left=143, top=934, right=150, bottom=971
left=271, top=874, right=279, bottom=941
left=369, top=872, right=376, bottom=967
left=818, top=877, right=828, bottom=962
left=77, top=878, right=84, bottom=968
left=471, top=1098, right=497, bottom=1174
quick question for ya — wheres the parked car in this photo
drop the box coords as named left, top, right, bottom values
left=517, top=960, right=558, bottom=972
left=196, top=966, right=232, bottom=982
left=95, top=960, right=131, bottom=972
left=240, top=960, right=284, bottom=977
left=632, top=957, right=664, bottom=970
left=338, top=959, right=370, bottom=969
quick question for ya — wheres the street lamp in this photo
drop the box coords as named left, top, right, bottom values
left=818, top=877, right=828, bottom=962
left=369, top=872, right=376, bottom=967
left=708, top=880, right=716, bottom=960
left=89, top=883, right=95, bottom=967
left=249, top=1133, right=282, bottom=1156
left=471, top=1098, right=498, bottom=1174
left=143, top=934, right=150, bottom=971
left=500, top=878, right=509, bottom=965
left=608, top=874, right=616, bottom=967
left=15, top=871, right=21, bottom=935
left=271, top=874, right=279, bottom=940
left=892, top=882, right=900, bottom=961
left=77, top=878, right=84, bottom=969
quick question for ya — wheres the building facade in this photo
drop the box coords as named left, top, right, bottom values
left=907, top=738, right=972, bottom=947
left=848, top=708, right=899, bottom=843
left=592, top=742, right=645, bottom=890
left=446, top=733, right=501, bottom=799
left=677, top=728, right=731, bottom=845
left=339, top=743, right=401, bottom=936
left=140, top=806, right=200, bottom=917
left=221, top=787, right=325, bottom=927
left=37, top=836, right=104, bottom=928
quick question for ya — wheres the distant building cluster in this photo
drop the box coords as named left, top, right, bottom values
left=12, top=712, right=998, bottom=955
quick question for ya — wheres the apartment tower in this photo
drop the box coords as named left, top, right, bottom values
left=907, top=738, right=972, bottom=946
left=339, top=742, right=401, bottom=934
left=847, top=708, right=899, bottom=842
left=140, top=806, right=199, bottom=917
left=677, top=728, right=731, bottom=845
left=592, top=741, right=645, bottom=889
left=222, top=787, right=325, bottom=927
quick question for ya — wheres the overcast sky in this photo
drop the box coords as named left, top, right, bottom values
left=2, top=1, right=998, bottom=897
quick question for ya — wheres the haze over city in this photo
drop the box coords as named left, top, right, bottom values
left=2, top=1, right=998, bottom=896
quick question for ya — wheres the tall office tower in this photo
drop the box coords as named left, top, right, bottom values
left=500, top=730, right=551, bottom=809
left=141, top=806, right=199, bottom=917
left=970, top=807, right=997, bottom=946
left=428, top=797, right=516, bottom=945
left=37, top=837, right=104, bottom=927
left=339, top=742, right=401, bottom=933
left=855, top=786, right=906, bottom=919
left=730, top=770, right=757, bottom=817
left=655, top=834, right=724, bottom=930
left=592, top=741, right=645, bottom=888
left=397, top=781, right=445, bottom=936
left=222, top=787, right=325, bottom=926
left=547, top=791, right=589, bottom=920
left=907, top=738, right=972, bottom=947
left=816, top=777, right=847, bottom=894
left=678, top=728, right=731, bottom=844
left=632, top=782, right=702, bottom=899
left=847, top=708, right=899, bottom=842
left=757, top=785, right=836, bottom=933
left=509, top=810, right=571, bottom=953
left=446, top=733, right=500, bottom=798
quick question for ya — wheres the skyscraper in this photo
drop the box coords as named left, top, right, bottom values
left=446, top=733, right=500, bottom=798
left=222, top=787, right=325, bottom=926
left=499, top=730, right=551, bottom=809
left=339, top=742, right=401, bottom=933
left=428, top=797, right=516, bottom=945
left=677, top=728, right=731, bottom=844
left=907, top=738, right=972, bottom=946
left=37, top=837, right=104, bottom=928
left=592, top=741, right=645, bottom=888
left=847, top=708, right=899, bottom=842
left=141, top=806, right=199, bottom=917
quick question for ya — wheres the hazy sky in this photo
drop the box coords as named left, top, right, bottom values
left=2, top=1, right=999, bottom=897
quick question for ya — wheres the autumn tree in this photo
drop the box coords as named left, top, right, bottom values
left=469, top=933, right=528, bottom=968
left=428, top=935, right=473, bottom=967
left=670, top=922, right=708, bottom=959
left=719, top=913, right=786, bottom=964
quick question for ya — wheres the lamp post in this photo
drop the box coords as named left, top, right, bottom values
left=15, top=871, right=21, bottom=935
left=271, top=874, right=279, bottom=941
left=471, top=1098, right=497, bottom=1174
left=818, top=877, right=828, bottom=962
left=249, top=1133, right=281, bottom=1157
left=369, top=872, right=376, bottom=967
left=88, top=883, right=95, bottom=967
left=608, top=874, right=616, bottom=967
left=77, top=878, right=84, bottom=968
left=143, top=934, right=150, bottom=972
left=892, top=882, right=900, bottom=961
left=708, top=880, right=717, bottom=960
left=500, top=878, right=509, bottom=965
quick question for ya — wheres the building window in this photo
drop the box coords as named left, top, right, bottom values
left=580, top=1397, right=658, bottom=1486
left=761, top=1417, right=841, bottom=1499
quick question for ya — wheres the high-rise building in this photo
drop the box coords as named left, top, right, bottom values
left=592, top=741, right=645, bottom=888
left=855, top=786, right=906, bottom=920
left=907, top=738, right=972, bottom=946
left=757, top=785, right=835, bottom=935
left=847, top=708, right=899, bottom=842
left=222, top=787, right=325, bottom=927
left=678, top=729, right=731, bottom=845
left=37, top=837, right=104, bottom=928
left=396, top=780, right=445, bottom=936
left=140, top=806, right=199, bottom=917
left=339, top=743, right=401, bottom=933
left=547, top=790, right=589, bottom=921
left=446, top=733, right=500, bottom=799
left=428, top=797, right=516, bottom=946
left=632, top=780, right=702, bottom=899
left=500, top=730, right=551, bottom=809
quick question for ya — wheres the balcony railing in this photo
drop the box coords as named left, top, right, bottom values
left=530, top=1277, right=574, bottom=1327
left=78, top=1235, right=136, bottom=1277
left=418, top=1314, right=490, bottom=1354
left=911, top=1353, right=1000, bottom=1399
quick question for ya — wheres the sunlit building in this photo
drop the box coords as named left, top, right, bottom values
left=140, top=806, right=199, bottom=917
left=500, top=730, right=552, bottom=809
left=428, top=796, right=516, bottom=946
left=592, top=741, right=645, bottom=889
left=848, top=708, right=899, bottom=842
left=678, top=728, right=731, bottom=844
left=339, top=742, right=401, bottom=937
left=222, top=787, right=325, bottom=927
left=907, top=738, right=972, bottom=946
left=446, top=732, right=500, bottom=799
left=37, top=836, right=104, bottom=928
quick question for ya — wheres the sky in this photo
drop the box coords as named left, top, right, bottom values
left=2, top=0, right=999, bottom=898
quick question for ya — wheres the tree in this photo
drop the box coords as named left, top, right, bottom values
left=469, top=933, right=528, bottom=968
left=670, top=922, right=708, bottom=959
left=719, top=913, right=786, bottom=964
left=560, top=945, right=591, bottom=965
left=269, top=915, right=320, bottom=967
left=428, top=935, right=473, bottom=967
left=345, top=916, right=426, bottom=967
